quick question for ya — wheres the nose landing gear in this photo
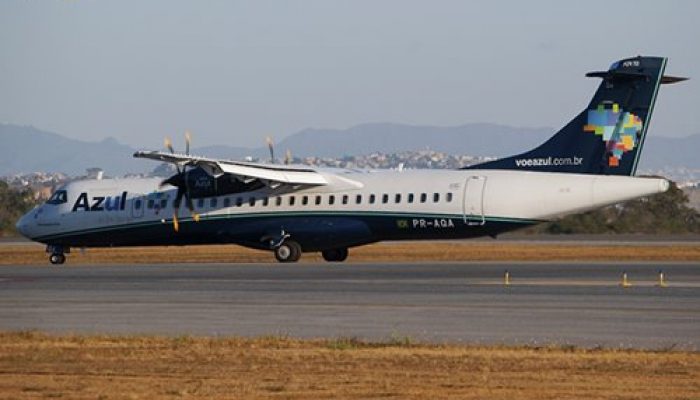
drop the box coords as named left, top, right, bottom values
left=46, top=245, right=68, bottom=265
left=49, top=253, right=66, bottom=265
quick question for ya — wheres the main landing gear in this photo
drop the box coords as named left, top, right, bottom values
left=266, top=231, right=349, bottom=263
left=266, top=230, right=301, bottom=263
left=274, top=240, right=302, bottom=263
left=46, top=245, right=68, bottom=265
left=273, top=243, right=349, bottom=263
left=321, top=248, right=348, bottom=262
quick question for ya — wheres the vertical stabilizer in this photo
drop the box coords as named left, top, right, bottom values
left=468, top=56, right=686, bottom=176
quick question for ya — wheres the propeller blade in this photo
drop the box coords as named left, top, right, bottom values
left=164, top=136, right=182, bottom=174
left=164, top=137, right=175, bottom=154
left=172, top=188, right=184, bottom=232
left=266, top=136, right=274, bottom=163
left=183, top=190, right=200, bottom=223
left=182, top=168, right=200, bottom=222
left=185, top=130, right=191, bottom=156
left=284, top=149, right=292, bottom=165
left=162, top=147, right=199, bottom=229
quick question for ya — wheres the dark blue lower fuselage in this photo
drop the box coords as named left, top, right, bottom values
left=32, top=211, right=538, bottom=252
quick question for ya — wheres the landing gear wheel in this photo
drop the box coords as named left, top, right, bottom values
left=322, top=248, right=348, bottom=262
left=49, top=254, right=65, bottom=265
left=274, top=240, right=302, bottom=263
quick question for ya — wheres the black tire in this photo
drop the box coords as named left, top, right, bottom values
left=274, top=240, right=302, bottom=263
left=322, top=248, right=348, bottom=262
left=49, top=254, right=65, bottom=265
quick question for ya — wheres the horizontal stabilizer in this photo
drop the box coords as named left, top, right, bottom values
left=660, top=75, right=689, bottom=84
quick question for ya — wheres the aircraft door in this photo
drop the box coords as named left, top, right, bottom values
left=131, top=194, right=145, bottom=218
left=462, top=176, right=487, bottom=225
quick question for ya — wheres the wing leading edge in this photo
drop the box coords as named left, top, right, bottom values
left=133, top=150, right=328, bottom=186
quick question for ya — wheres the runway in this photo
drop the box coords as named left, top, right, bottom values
left=1, top=262, right=698, bottom=349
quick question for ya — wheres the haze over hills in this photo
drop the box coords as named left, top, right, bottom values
left=196, top=123, right=556, bottom=161
left=1, top=122, right=698, bottom=176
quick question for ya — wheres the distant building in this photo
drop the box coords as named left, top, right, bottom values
left=86, top=168, right=104, bottom=180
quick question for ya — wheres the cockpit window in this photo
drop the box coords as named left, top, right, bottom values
left=46, top=190, right=68, bottom=205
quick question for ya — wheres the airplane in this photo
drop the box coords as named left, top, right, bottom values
left=15, top=56, right=687, bottom=265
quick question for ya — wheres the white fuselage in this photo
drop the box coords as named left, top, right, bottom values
left=17, top=167, right=669, bottom=246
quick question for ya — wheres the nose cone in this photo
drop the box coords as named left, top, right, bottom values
left=15, top=212, right=33, bottom=239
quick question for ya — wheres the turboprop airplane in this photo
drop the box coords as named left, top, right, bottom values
left=16, top=56, right=686, bottom=264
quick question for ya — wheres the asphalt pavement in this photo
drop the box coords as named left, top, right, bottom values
left=1, top=262, right=698, bottom=349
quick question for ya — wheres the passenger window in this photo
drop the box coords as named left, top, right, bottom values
left=236, top=197, right=243, bottom=207
left=315, top=195, right=322, bottom=205
left=356, top=194, right=362, bottom=204
left=276, top=196, right=282, bottom=206
left=262, top=197, right=269, bottom=206
left=329, top=195, right=335, bottom=205
left=342, top=195, right=348, bottom=205
left=395, top=194, right=401, bottom=203
left=224, top=198, right=231, bottom=207
left=249, top=197, right=256, bottom=206
left=211, top=198, right=218, bottom=207
left=147, top=199, right=155, bottom=209
left=369, top=194, right=376, bottom=204
left=433, top=193, right=440, bottom=202
left=289, top=196, right=296, bottom=206
left=302, top=196, right=309, bottom=206
left=134, top=199, right=142, bottom=210
left=382, top=194, right=388, bottom=204
left=446, top=193, right=453, bottom=202
left=420, top=193, right=427, bottom=203
left=408, top=193, right=414, bottom=203
left=160, top=199, right=168, bottom=209
left=197, top=198, right=205, bottom=208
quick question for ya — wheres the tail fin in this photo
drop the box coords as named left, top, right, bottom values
left=467, top=56, right=686, bottom=176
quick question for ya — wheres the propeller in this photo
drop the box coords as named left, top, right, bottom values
left=284, top=149, right=292, bottom=165
left=161, top=132, right=200, bottom=232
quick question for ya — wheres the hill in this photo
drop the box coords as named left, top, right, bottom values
left=1, top=122, right=697, bottom=176
left=0, top=124, right=153, bottom=176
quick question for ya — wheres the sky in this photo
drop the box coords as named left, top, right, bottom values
left=1, top=0, right=698, bottom=148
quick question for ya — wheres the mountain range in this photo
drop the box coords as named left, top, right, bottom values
left=1, top=122, right=697, bottom=176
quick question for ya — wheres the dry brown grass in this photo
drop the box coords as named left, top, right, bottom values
left=2, top=241, right=700, bottom=265
left=0, top=331, right=697, bottom=399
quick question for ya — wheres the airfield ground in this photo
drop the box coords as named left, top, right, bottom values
left=0, top=331, right=698, bottom=399
left=2, top=241, right=699, bottom=399
left=1, top=240, right=700, bottom=264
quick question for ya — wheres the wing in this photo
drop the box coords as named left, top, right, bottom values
left=134, top=150, right=328, bottom=186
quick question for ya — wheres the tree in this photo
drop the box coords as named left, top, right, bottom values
left=537, top=181, right=700, bottom=234
left=0, top=180, right=37, bottom=236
